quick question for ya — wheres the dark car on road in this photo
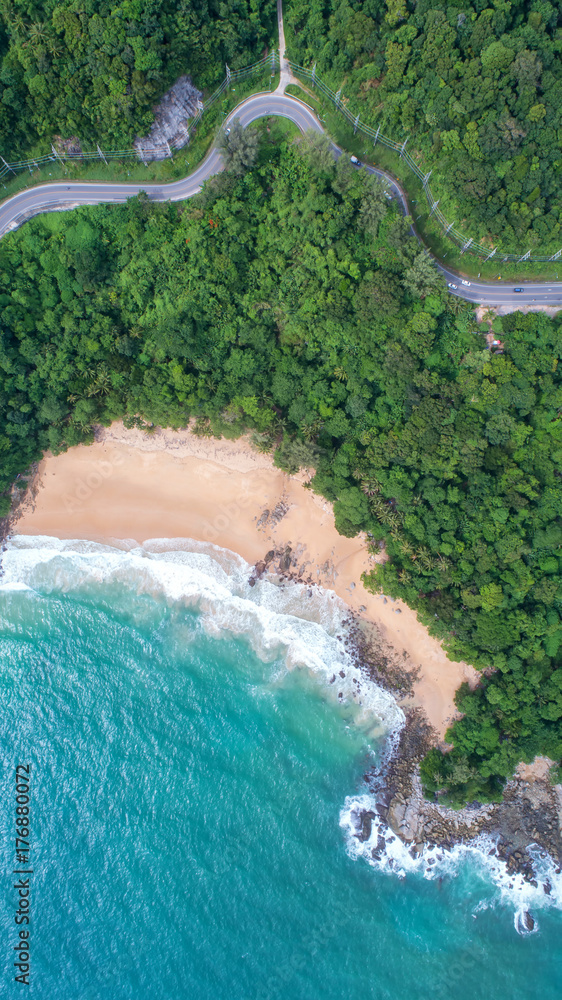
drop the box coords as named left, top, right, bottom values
left=514, top=287, right=524, bottom=292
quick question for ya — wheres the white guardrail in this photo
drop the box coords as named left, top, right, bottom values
left=288, top=60, right=561, bottom=265
left=0, top=52, right=277, bottom=176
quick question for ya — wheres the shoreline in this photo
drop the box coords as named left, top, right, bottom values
left=9, top=421, right=562, bottom=894
left=13, top=421, right=478, bottom=739
left=354, top=710, right=562, bottom=900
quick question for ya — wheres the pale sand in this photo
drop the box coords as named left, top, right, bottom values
left=516, top=756, right=555, bottom=783
left=515, top=757, right=562, bottom=829
left=14, top=422, right=478, bottom=738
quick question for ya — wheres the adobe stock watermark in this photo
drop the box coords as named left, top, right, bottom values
left=62, top=450, right=124, bottom=514
left=200, top=489, right=256, bottom=543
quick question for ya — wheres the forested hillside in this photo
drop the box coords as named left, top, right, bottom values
left=286, top=0, right=562, bottom=253
left=0, top=123, right=561, bottom=802
left=0, top=0, right=276, bottom=159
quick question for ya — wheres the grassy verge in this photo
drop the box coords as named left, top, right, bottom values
left=0, top=70, right=280, bottom=205
left=255, top=115, right=301, bottom=150
left=285, top=82, right=562, bottom=283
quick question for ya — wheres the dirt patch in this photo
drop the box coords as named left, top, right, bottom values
left=476, top=302, right=562, bottom=319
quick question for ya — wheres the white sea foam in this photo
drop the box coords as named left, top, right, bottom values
left=6, top=535, right=558, bottom=929
left=1, top=535, right=403, bottom=736
left=340, top=790, right=562, bottom=931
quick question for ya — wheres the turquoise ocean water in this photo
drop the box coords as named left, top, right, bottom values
left=0, top=536, right=561, bottom=999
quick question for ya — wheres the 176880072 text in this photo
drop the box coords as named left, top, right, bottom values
left=12, top=764, right=32, bottom=986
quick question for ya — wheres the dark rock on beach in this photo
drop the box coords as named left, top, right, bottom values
left=352, top=707, right=562, bottom=885
left=244, top=553, right=562, bottom=889
left=279, top=546, right=292, bottom=572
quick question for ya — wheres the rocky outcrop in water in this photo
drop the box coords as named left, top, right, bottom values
left=362, top=710, right=562, bottom=883
left=244, top=555, right=562, bottom=887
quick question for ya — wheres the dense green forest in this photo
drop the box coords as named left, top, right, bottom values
left=0, top=0, right=276, bottom=159
left=285, top=0, right=562, bottom=253
left=1, top=122, right=561, bottom=802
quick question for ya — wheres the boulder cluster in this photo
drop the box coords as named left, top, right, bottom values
left=364, top=709, right=562, bottom=886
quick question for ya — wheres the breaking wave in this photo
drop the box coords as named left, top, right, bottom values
left=4, top=535, right=559, bottom=934
left=1, top=535, right=403, bottom=738
left=340, top=790, right=562, bottom=933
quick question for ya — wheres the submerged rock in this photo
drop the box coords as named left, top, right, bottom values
left=516, top=910, right=535, bottom=934
left=357, top=810, right=376, bottom=843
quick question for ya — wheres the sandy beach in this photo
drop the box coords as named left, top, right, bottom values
left=14, top=422, right=478, bottom=738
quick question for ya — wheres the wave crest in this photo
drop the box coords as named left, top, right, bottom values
left=340, top=790, right=562, bottom=928
left=2, top=535, right=404, bottom=736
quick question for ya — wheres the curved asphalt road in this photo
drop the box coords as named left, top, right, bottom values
left=1, top=91, right=560, bottom=310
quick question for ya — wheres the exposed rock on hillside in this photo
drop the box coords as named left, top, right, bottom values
left=135, top=77, right=203, bottom=161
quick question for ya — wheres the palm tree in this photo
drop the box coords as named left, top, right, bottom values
left=369, top=496, right=386, bottom=521
left=418, top=549, right=436, bottom=572
left=11, top=12, right=27, bottom=35
left=360, top=477, right=381, bottom=496
left=400, top=539, right=415, bottom=559
left=251, top=431, right=273, bottom=454
left=448, top=294, right=466, bottom=317
left=386, top=510, right=402, bottom=529
left=48, top=35, right=64, bottom=59
left=85, top=365, right=112, bottom=397
left=23, top=22, right=49, bottom=47
left=301, top=417, right=323, bottom=441
left=257, top=388, right=273, bottom=407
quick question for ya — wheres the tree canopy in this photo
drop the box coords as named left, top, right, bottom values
left=286, top=0, right=562, bottom=253
left=1, top=121, right=561, bottom=803
left=0, top=0, right=276, bottom=159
